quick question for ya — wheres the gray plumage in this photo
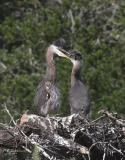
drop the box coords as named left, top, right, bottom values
left=34, top=80, right=60, bottom=116
left=34, top=44, right=69, bottom=117
left=68, top=51, right=90, bottom=118
left=69, top=80, right=90, bottom=116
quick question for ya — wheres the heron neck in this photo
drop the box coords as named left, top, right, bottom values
left=46, top=49, right=56, bottom=82
left=71, top=64, right=81, bottom=87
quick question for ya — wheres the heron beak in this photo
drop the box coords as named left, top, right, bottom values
left=49, top=45, right=71, bottom=59
left=57, top=47, right=71, bottom=59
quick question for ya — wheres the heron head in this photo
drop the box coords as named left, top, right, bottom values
left=48, top=44, right=71, bottom=58
left=68, top=50, right=82, bottom=60
left=66, top=50, right=83, bottom=66
left=53, top=38, right=66, bottom=50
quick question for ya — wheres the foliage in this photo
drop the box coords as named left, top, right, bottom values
left=0, top=0, right=125, bottom=122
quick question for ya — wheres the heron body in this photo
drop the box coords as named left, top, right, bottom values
left=34, top=44, right=69, bottom=116
left=69, top=80, right=90, bottom=116
left=34, top=80, right=60, bottom=116
left=68, top=51, right=90, bottom=118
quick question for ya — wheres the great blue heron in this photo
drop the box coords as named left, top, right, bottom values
left=68, top=51, right=90, bottom=118
left=34, top=44, right=69, bottom=116
left=57, top=49, right=90, bottom=118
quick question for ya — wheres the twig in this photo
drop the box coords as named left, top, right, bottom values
left=68, top=9, right=75, bottom=33
left=17, top=126, right=52, bottom=160
left=103, top=148, right=106, bottom=160
left=109, top=144, right=125, bottom=158
left=90, top=115, right=105, bottom=124
left=22, top=146, right=31, bottom=153
left=3, top=104, right=16, bottom=126
left=88, top=142, right=108, bottom=160
left=99, top=110, right=125, bottom=127
left=0, top=123, right=15, bottom=138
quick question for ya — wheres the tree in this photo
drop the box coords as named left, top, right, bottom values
left=0, top=0, right=125, bottom=121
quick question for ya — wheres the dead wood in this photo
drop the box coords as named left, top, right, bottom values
left=0, top=111, right=125, bottom=160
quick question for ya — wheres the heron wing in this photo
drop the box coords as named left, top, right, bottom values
left=34, top=80, right=60, bottom=116
left=34, top=81, right=49, bottom=113
left=47, top=85, right=60, bottom=113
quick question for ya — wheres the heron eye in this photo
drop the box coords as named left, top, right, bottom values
left=75, top=55, right=77, bottom=60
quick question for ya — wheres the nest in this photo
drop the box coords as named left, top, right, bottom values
left=0, top=110, right=125, bottom=160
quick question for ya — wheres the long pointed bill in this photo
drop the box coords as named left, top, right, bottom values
left=49, top=45, right=71, bottom=59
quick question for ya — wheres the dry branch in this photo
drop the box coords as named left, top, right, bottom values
left=0, top=111, right=125, bottom=160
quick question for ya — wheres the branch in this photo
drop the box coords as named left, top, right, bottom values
left=0, top=111, right=125, bottom=159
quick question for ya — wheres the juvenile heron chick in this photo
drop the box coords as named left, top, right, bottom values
left=68, top=51, right=90, bottom=118
left=34, top=44, right=70, bottom=116
left=57, top=49, right=90, bottom=118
